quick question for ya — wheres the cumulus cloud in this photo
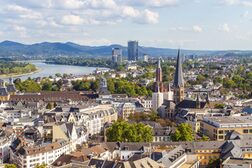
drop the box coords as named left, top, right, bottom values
left=6, top=4, right=42, bottom=19
left=193, top=25, right=203, bottom=33
left=61, top=15, right=84, bottom=25
left=219, top=23, right=231, bottom=33
left=122, top=7, right=159, bottom=24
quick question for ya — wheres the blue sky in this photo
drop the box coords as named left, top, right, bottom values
left=0, top=0, right=252, bottom=50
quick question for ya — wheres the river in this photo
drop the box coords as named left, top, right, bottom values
left=6, top=60, right=99, bottom=80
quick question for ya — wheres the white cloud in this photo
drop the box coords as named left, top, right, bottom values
left=219, top=23, right=231, bottom=33
left=12, top=25, right=29, bottom=38
left=141, top=9, right=159, bottom=24
left=193, top=25, right=203, bottom=33
left=222, top=0, right=252, bottom=7
left=6, top=4, right=42, bottom=19
left=222, top=0, right=240, bottom=5
left=120, top=0, right=178, bottom=7
left=241, top=11, right=249, bottom=18
left=121, top=6, right=159, bottom=24
left=77, top=38, right=112, bottom=45
left=241, top=1, right=252, bottom=7
left=61, top=14, right=84, bottom=25
left=170, top=26, right=188, bottom=31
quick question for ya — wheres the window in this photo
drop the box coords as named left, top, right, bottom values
left=243, top=129, right=249, bottom=134
left=218, top=130, right=223, bottom=134
left=218, top=135, right=224, bottom=139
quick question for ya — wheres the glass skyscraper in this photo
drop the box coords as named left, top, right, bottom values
left=128, top=41, right=138, bottom=61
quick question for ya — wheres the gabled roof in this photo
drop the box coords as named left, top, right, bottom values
left=7, top=84, right=16, bottom=93
left=176, top=99, right=206, bottom=109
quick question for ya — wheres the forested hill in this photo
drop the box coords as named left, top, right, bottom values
left=0, top=40, right=252, bottom=58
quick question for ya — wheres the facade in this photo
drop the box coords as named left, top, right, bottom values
left=152, top=91, right=164, bottom=111
left=173, top=49, right=184, bottom=104
left=0, top=129, right=13, bottom=164
left=0, top=80, right=10, bottom=101
left=112, top=48, right=122, bottom=64
left=127, top=41, right=138, bottom=61
left=119, top=102, right=136, bottom=120
left=10, top=126, right=73, bottom=168
left=81, top=105, right=117, bottom=135
left=10, top=139, right=71, bottom=168
left=201, top=116, right=252, bottom=141
left=143, top=54, right=149, bottom=62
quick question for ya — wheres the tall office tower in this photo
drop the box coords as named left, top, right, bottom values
left=128, top=41, right=139, bottom=61
left=173, top=49, right=185, bottom=104
left=112, top=48, right=122, bottom=64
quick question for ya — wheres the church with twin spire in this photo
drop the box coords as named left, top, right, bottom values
left=152, top=49, right=185, bottom=116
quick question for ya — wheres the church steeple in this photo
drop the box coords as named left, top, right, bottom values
left=173, top=49, right=185, bottom=104
left=156, top=58, right=162, bottom=83
left=196, top=93, right=200, bottom=109
left=174, top=49, right=184, bottom=88
left=155, top=58, right=163, bottom=92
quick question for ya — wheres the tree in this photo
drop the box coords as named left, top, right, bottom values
left=42, top=82, right=53, bottom=91
left=46, top=103, right=54, bottom=109
left=55, top=73, right=62, bottom=77
left=196, top=74, right=206, bottom=83
left=199, top=135, right=210, bottom=141
left=15, top=79, right=41, bottom=92
left=4, top=165, right=17, bottom=168
left=171, top=123, right=194, bottom=142
left=35, top=163, right=47, bottom=168
left=106, top=121, right=153, bottom=142
left=223, top=78, right=236, bottom=88
left=214, top=103, right=225, bottom=109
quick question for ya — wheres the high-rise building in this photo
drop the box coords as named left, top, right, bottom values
left=173, top=49, right=184, bottom=104
left=128, top=41, right=139, bottom=61
left=143, top=54, right=149, bottom=62
left=112, top=48, right=122, bottom=64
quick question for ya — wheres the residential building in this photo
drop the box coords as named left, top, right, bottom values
left=119, top=102, right=135, bottom=120
left=201, top=116, right=252, bottom=141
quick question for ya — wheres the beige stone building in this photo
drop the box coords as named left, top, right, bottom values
left=201, top=116, right=252, bottom=141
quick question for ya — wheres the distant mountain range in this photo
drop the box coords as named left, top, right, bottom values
left=0, top=40, right=251, bottom=58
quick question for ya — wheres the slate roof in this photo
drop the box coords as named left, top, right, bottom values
left=176, top=99, right=207, bottom=109
left=0, top=87, right=9, bottom=96
left=7, top=84, right=16, bottom=93
left=174, top=49, right=184, bottom=88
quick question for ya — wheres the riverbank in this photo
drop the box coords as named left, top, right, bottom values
left=0, top=68, right=41, bottom=79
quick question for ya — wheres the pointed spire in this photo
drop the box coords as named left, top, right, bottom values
left=206, top=92, right=210, bottom=104
left=196, top=93, right=200, bottom=102
left=196, top=93, right=200, bottom=109
left=158, top=57, right=161, bottom=69
left=157, top=83, right=160, bottom=93
left=174, top=49, right=184, bottom=88
left=156, top=58, right=162, bottom=83
left=9, top=77, right=13, bottom=85
left=168, top=83, right=171, bottom=92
